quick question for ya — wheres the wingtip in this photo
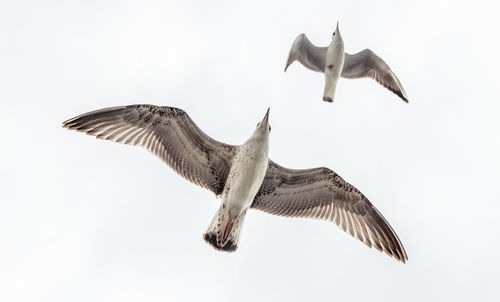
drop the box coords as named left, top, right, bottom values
left=392, top=88, right=409, bottom=103
left=398, top=252, right=409, bottom=263
left=284, top=56, right=293, bottom=72
left=374, top=244, right=408, bottom=263
left=401, top=89, right=409, bottom=103
left=62, top=120, right=73, bottom=129
left=398, top=82, right=409, bottom=103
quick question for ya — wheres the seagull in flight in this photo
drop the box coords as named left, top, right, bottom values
left=63, top=104, right=408, bottom=262
left=285, top=22, right=408, bottom=103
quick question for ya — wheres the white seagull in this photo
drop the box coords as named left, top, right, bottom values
left=63, top=104, right=408, bottom=262
left=285, top=22, right=408, bottom=103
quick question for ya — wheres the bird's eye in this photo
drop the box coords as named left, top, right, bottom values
left=256, top=122, right=260, bottom=128
left=328, top=64, right=334, bottom=70
left=332, top=32, right=336, bottom=36
left=269, top=125, right=271, bottom=132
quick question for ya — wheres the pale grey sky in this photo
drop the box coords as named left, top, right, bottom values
left=0, top=0, right=499, bottom=301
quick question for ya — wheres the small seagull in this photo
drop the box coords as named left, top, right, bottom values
left=63, top=104, right=407, bottom=262
left=285, top=22, right=408, bottom=103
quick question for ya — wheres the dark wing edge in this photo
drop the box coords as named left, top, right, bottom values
left=252, top=160, right=408, bottom=263
left=285, top=33, right=327, bottom=73
left=63, top=104, right=237, bottom=195
left=342, top=49, right=409, bottom=102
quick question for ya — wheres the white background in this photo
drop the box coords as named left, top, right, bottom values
left=1, top=0, right=499, bottom=301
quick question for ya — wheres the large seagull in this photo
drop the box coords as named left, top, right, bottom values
left=63, top=104, right=408, bottom=262
left=285, top=22, right=408, bottom=103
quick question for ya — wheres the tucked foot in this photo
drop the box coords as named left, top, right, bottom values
left=203, top=232, right=238, bottom=252
left=323, top=96, right=333, bottom=103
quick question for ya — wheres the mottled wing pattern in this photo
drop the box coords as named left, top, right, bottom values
left=342, top=49, right=408, bottom=102
left=252, top=160, right=408, bottom=262
left=285, top=33, right=327, bottom=73
left=63, top=105, right=237, bottom=195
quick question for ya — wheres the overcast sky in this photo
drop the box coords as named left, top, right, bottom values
left=1, top=0, right=499, bottom=301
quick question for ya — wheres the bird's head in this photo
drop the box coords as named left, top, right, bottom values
left=255, top=107, right=271, bottom=136
left=332, top=21, right=342, bottom=42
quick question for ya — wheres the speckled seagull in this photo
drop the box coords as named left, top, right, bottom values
left=63, top=104, right=407, bottom=262
left=285, top=22, right=408, bottom=103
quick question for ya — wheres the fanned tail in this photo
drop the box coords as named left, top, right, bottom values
left=203, top=206, right=247, bottom=252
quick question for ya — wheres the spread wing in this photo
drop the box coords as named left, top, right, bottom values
left=342, top=49, right=408, bottom=102
left=252, top=160, right=408, bottom=262
left=63, top=105, right=237, bottom=195
left=285, top=33, right=327, bottom=73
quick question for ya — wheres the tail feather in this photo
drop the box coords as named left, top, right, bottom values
left=203, top=206, right=247, bottom=252
left=323, top=73, right=338, bottom=102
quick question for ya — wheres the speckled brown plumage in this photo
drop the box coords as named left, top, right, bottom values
left=63, top=104, right=236, bottom=195
left=251, top=161, right=408, bottom=263
left=63, top=104, right=407, bottom=262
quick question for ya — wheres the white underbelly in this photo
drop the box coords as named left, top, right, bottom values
left=223, top=149, right=268, bottom=211
left=323, top=43, right=345, bottom=100
left=325, top=46, right=344, bottom=75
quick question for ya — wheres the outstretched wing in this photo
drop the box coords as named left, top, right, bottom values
left=342, top=49, right=408, bottom=102
left=63, top=105, right=237, bottom=195
left=285, top=33, right=327, bottom=73
left=252, top=160, right=408, bottom=262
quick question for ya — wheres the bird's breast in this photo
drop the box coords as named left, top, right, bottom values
left=325, top=42, right=345, bottom=74
left=222, top=143, right=269, bottom=211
